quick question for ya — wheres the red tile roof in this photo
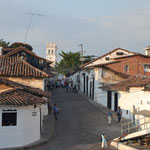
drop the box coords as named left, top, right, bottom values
left=2, top=46, right=52, bottom=64
left=0, top=89, right=47, bottom=106
left=0, top=56, right=19, bottom=68
left=81, top=48, right=136, bottom=68
left=103, top=75, right=150, bottom=91
left=0, top=77, right=50, bottom=98
left=0, top=58, right=49, bottom=78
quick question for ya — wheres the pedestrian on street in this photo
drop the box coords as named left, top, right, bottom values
left=116, top=106, right=122, bottom=122
left=108, top=109, right=112, bottom=125
left=101, top=133, right=108, bottom=150
left=53, top=103, right=59, bottom=120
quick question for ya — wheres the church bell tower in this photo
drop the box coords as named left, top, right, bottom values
left=46, top=43, right=57, bottom=67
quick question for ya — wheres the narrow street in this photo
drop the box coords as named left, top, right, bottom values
left=29, top=88, right=120, bottom=150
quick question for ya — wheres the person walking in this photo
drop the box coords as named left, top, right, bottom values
left=116, top=106, right=122, bottom=122
left=101, top=133, right=108, bottom=150
left=53, top=103, right=59, bottom=120
left=108, top=109, right=112, bottom=125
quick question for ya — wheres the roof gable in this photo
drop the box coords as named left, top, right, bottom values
left=2, top=46, right=52, bottom=64
left=82, top=48, right=135, bottom=68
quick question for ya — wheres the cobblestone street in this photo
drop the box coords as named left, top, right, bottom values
left=29, top=89, right=121, bottom=150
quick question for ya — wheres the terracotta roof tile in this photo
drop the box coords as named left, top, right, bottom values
left=0, top=89, right=47, bottom=106
left=0, top=58, right=49, bottom=78
left=2, top=46, right=52, bottom=64
left=103, top=75, right=150, bottom=91
left=0, top=78, right=50, bottom=98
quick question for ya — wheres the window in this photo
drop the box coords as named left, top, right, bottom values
left=48, top=50, right=50, bottom=54
left=126, top=110, right=128, bottom=114
left=105, top=57, right=110, bottom=60
left=51, top=50, right=53, bottom=54
left=2, top=110, right=17, bottom=126
left=144, top=65, right=150, bottom=72
left=116, top=52, right=124, bottom=55
left=125, top=65, right=129, bottom=73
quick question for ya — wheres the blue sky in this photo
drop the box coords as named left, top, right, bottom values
left=0, top=0, right=150, bottom=61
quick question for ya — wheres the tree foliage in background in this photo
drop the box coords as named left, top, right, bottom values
left=56, top=51, right=81, bottom=76
left=56, top=51, right=96, bottom=76
left=10, top=42, right=33, bottom=51
left=0, top=39, right=10, bottom=48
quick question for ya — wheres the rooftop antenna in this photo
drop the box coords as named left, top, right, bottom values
left=24, top=12, right=44, bottom=43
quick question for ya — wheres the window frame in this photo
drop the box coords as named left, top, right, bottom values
left=2, top=110, right=17, bottom=126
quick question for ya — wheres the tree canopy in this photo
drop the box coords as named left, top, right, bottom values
left=10, top=42, right=33, bottom=51
left=0, top=39, right=33, bottom=51
left=56, top=51, right=81, bottom=76
left=0, top=39, right=10, bottom=48
left=56, top=51, right=96, bottom=76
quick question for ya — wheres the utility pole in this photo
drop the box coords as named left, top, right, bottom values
left=24, top=12, right=43, bottom=43
left=79, top=44, right=85, bottom=65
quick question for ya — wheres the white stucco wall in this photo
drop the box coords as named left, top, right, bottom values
left=85, top=49, right=134, bottom=68
left=0, top=105, right=41, bottom=149
left=118, top=87, right=150, bottom=121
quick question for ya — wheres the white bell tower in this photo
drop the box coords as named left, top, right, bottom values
left=46, top=43, right=57, bottom=67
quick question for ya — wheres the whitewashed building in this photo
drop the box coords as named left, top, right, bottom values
left=102, top=75, right=150, bottom=121
left=0, top=78, right=49, bottom=149
left=70, top=48, right=133, bottom=110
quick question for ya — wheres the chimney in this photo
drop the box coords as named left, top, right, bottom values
left=144, top=46, right=150, bottom=56
left=0, top=47, right=3, bottom=56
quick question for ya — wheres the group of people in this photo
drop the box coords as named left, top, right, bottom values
left=107, top=106, right=122, bottom=125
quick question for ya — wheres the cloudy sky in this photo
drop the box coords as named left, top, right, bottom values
left=0, top=0, right=150, bottom=60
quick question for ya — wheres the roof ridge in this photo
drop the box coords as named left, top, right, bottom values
left=0, top=58, right=49, bottom=78
left=82, top=47, right=135, bottom=68
left=2, top=46, right=52, bottom=64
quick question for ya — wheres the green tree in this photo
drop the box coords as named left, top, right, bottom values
left=10, top=42, right=33, bottom=51
left=56, top=51, right=81, bottom=76
left=0, top=39, right=10, bottom=48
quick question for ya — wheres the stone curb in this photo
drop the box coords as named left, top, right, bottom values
left=110, top=138, right=139, bottom=150
left=2, top=112, right=55, bottom=150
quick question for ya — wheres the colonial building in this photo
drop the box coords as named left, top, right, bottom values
left=70, top=47, right=150, bottom=113
left=0, top=78, right=50, bottom=149
left=0, top=46, right=54, bottom=148
left=102, top=75, right=150, bottom=121
left=71, top=48, right=133, bottom=109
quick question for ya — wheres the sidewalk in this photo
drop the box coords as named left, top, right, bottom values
left=2, top=112, right=55, bottom=150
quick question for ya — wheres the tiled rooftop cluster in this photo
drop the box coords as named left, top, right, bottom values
left=0, top=46, right=52, bottom=78
left=0, top=46, right=52, bottom=106
left=103, top=75, right=150, bottom=92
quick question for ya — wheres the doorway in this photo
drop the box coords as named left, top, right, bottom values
left=90, top=81, right=92, bottom=98
left=86, top=76, right=88, bottom=95
left=83, top=74, right=85, bottom=94
left=114, top=93, right=118, bottom=112
left=107, top=91, right=112, bottom=109
left=92, top=77, right=95, bottom=100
